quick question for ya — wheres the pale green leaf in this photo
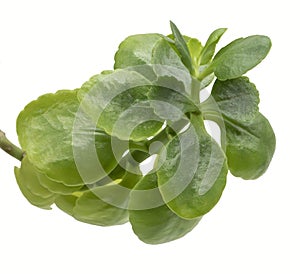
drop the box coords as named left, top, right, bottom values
left=200, top=28, right=227, bottom=65
left=14, top=157, right=57, bottom=209
left=17, top=90, right=120, bottom=186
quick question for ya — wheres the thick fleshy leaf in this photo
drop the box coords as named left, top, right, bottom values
left=114, top=34, right=163, bottom=69
left=200, top=28, right=227, bottom=65
left=186, top=37, right=203, bottom=67
left=202, top=77, right=260, bottom=122
left=169, top=21, right=193, bottom=73
left=14, top=157, right=57, bottom=209
left=55, top=194, right=78, bottom=216
left=224, top=113, right=276, bottom=179
left=129, top=173, right=200, bottom=244
left=114, top=31, right=191, bottom=94
left=78, top=69, right=164, bottom=141
left=156, top=115, right=228, bottom=219
left=211, top=35, right=271, bottom=80
left=98, top=86, right=164, bottom=141
left=72, top=163, right=142, bottom=226
left=77, top=70, right=113, bottom=101
left=38, top=173, right=83, bottom=195
left=73, top=185, right=129, bottom=226
left=17, top=90, right=120, bottom=186
left=148, top=86, right=199, bottom=122
left=150, top=38, right=186, bottom=69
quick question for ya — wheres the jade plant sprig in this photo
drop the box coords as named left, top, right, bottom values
left=0, top=22, right=275, bottom=244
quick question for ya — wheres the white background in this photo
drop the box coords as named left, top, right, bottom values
left=0, top=0, right=299, bottom=273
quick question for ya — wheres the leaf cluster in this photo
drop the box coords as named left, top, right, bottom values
left=14, top=22, right=275, bottom=244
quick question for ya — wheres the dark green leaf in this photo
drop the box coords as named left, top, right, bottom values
left=224, top=113, right=276, bottom=179
left=203, top=77, right=260, bottom=122
left=156, top=115, right=228, bottom=219
left=129, top=173, right=200, bottom=244
left=212, top=35, right=271, bottom=80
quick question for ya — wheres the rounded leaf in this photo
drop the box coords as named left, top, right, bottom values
left=129, top=173, right=200, bottom=244
left=225, top=113, right=276, bottom=179
left=212, top=35, right=271, bottom=80
left=14, top=157, right=57, bottom=209
left=206, top=77, right=260, bottom=122
left=157, top=116, right=228, bottom=219
left=73, top=185, right=129, bottom=226
left=17, top=90, right=120, bottom=186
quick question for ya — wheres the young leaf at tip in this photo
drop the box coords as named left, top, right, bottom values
left=200, top=28, right=227, bottom=65
left=169, top=21, right=194, bottom=74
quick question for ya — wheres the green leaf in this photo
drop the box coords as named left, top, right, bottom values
left=77, top=70, right=113, bottom=102
left=98, top=86, right=164, bottom=141
left=78, top=69, right=164, bottom=141
left=55, top=194, right=78, bottom=216
left=38, top=173, right=83, bottom=195
left=203, top=77, right=260, bottom=122
left=148, top=86, right=199, bottom=122
left=17, top=90, right=120, bottom=186
left=201, top=77, right=275, bottom=179
left=73, top=185, right=129, bottom=226
left=186, top=38, right=203, bottom=67
left=114, top=34, right=163, bottom=69
left=72, top=161, right=142, bottom=226
left=211, top=35, right=271, bottom=80
left=167, top=34, right=203, bottom=69
left=200, top=28, right=227, bottom=65
left=129, top=173, right=200, bottom=244
left=156, top=115, right=228, bottom=219
left=14, top=157, right=57, bottom=209
left=169, top=21, right=194, bottom=73
left=113, top=31, right=194, bottom=107
left=114, top=33, right=191, bottom=93
left=149, top=38, right=186, bottom=69
left=223, top=113, right=276, bottom=179
left=151, top=38, right=192, bottom=92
